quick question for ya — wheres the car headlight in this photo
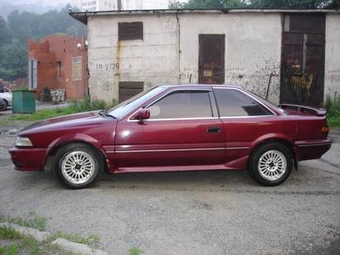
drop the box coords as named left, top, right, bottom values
left=15, top=137, right=33, bottom=147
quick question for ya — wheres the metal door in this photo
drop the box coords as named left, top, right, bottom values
left=281, top=14, right=325, bottom=107
left=199, top=34, right=225, bottom=84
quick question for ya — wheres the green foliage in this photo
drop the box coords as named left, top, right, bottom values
left=324, top=93, right=340, bottom=128
left=324, top=93, right=340, bottom=118
left=129, top=247, right=145, bottom=255
left=0, top=5, right=86, bottom=81
left=9, top=97, right=112, bottom=122
left=50, top=232, right=101, bottom=248
left=0, top=243, right=20, bottom=255
left=0, top=226, right=22, bottom=239
left=0, top=211, right=47, bottom=232
left=169, top=0, right=339, bottom=9
left=69, top=96, right=107, bottom=113
left=170, top=0, right=245, bottom=9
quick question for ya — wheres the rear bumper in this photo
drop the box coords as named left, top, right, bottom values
left=294, top=138, right=332, bottom=161
left=9, top=147, right=47, bottom=171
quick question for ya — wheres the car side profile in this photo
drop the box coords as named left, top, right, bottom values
left=0, top=87, right=12, bottom=110
left=9, top=84, right=331, bottom=189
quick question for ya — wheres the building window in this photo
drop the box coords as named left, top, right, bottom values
left=119, top=81, right=144, bottom=102
left=118, top=22, right=143, bottom=41
left=57, top=61, right=62, bottom=77
left=72, top=57, right=82, bottom=81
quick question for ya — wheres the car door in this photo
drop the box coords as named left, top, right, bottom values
left=114, top=89, right=225, bottom=169
left=213, top=87, right=276, bottom=165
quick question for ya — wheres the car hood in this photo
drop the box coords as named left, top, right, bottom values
left=20, top=111, right=113, bottom=135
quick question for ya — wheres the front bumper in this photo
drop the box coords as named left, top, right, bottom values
left=9, top=147, right=47, bottom=171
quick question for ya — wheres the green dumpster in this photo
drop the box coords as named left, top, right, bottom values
left=12, top=90, right=36, bottom=114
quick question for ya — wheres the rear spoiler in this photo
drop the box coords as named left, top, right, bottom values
left=279, top=103, right=327, bottom=116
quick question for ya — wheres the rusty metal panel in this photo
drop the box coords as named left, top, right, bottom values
left=118, top=22, right=143, bottom=41
left=199, top=34, right=225, bottom=84
left=288, top=14, right=325, bottom=34
left=281, top=14, right=325, bottom=107
left=119, top=81, right=144, bottom=102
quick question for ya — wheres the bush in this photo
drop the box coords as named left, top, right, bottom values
left=69, top=96, right=107, bottom=112
left=324, top=93, right=340, bottom=118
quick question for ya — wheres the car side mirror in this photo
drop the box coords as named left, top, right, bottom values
left=133, top=109, right=150, bottom=121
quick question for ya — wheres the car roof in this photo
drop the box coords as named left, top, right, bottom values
left=158, top=84, right=244, bottom=90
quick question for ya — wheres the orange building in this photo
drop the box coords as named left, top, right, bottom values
left=28, top=34, right=88, bottom=100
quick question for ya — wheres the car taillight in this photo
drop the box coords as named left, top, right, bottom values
left=321, top=126, right=330, bottom=134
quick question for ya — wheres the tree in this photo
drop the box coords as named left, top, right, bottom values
left=169, top=0, right=340, bottom=9
left=249, top=0, right=330, bottom=8
left=169, top=0, right=246, bottom=9
left=0, top=5, right=86, bottom=81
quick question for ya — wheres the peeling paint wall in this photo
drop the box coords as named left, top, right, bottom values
left=325, top=14, right=340, bottom=100
left=178, top=13, right=282, bottom=103
left=86, top=11, right=338, bottom=105
left=87, top=14, right=178, bottom=103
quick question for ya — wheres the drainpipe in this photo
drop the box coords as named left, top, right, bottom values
left=117, top=0, right=122, bottom=10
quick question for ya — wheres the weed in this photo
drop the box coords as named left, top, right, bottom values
left=129, top=247, right=145, bottom=255
left=0, top=243, right=20, bottom=255
left=49, top=232, right=101, bottom=249
left=0, top=212, right=101, bottom=254
left=0, top=226, right=22, bottom=239
left=324, top=93, right=340, bottom=128
left=9, top=96, right=114, bottom=122
left=0, top=211, right=47, bottom=231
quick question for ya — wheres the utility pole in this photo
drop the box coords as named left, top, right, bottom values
left=117, top=0, right=122, bottom=10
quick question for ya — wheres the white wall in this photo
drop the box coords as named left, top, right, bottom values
left=87, top=12, right=282, bottom=104
left=87, top=14, right=179, bottom=102
left=325, top=13, right=340, bottom=100
left=178, top=12, right=282, bottom=103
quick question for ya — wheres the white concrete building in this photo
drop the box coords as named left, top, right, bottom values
left=71, top=9, right=340, bottom=107
left=80, top=0, right=171, bottom=11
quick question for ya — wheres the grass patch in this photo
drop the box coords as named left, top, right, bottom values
left=0, top=226, right=22, bottom=239
left=48, top=232, right=101, bottom=249
left=0, top=226, right=40, bottom=255
left=324, top=93, right=340, bottom=128
left=129, top=247, right=145, bottom=255
left=0, top=212, right=47, bottom=232
left=0, top=212, right=102, bottom=255
left=8, top=97, right=116, bottom=121
left=9, top=96, right=114, bottom=122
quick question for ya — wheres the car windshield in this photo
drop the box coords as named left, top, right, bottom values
left=107, top=86, right=166, bottom=119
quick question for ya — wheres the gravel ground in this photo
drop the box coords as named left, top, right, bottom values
left=1, top=106, right=340, bottom=255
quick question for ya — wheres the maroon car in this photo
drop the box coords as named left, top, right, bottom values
left=9, top=85, right=331, bottom=189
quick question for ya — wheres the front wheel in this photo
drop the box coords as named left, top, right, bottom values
left=248, top=143, right=293, bottom=186
left=53, top=143, right=103, bottom=189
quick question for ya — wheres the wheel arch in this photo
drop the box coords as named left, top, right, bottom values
left=249, top=136, right=296, bottom=169
left=44, top=134, right=109, bottom=173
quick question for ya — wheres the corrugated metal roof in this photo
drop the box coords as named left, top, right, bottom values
left=69, top=8, right=340, bottom=25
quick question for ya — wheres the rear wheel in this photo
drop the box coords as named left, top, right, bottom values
left=53, top=143, right=103, bottom=189
left=3, top=100, right=8, bottom=110
left=248, top=143, right=293, bottom=186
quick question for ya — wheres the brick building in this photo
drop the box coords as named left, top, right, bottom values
left=28, top=34, right=88, bottom=100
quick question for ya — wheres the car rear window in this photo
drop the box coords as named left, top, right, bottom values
left=214, top=88, right=274, bottom=117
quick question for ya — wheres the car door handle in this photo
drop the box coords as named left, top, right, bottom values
left=207, top=126, right=221, bottom=133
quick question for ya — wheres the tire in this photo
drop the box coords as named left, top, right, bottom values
left=53, top=143, right=103, bottom=189
left=3, top=100, right=8, bottom=111
left=248, top=143, right=293, bottom=186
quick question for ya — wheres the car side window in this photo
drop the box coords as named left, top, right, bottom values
left=148, top=91, right=213, bottom=119
left=214, top=88, right=273, bottom=117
